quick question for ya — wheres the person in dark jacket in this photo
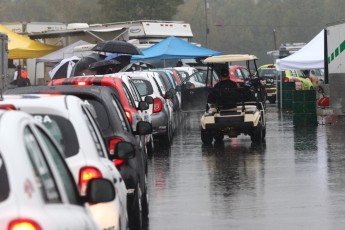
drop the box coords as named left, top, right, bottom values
left=12, top=65, right=31, bottom=87
left=207, top=67, right=240, bottom=109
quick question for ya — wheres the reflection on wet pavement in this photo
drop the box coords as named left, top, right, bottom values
left=146, top=106, right=345, bottom=230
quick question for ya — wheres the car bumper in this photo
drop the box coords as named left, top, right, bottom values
left=151, top=110, right=169, bottom=136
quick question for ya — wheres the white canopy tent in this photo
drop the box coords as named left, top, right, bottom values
left=276, top=30, right=325, bottom=71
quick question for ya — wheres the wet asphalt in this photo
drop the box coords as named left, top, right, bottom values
left=145, top=104, right=345, bottom=230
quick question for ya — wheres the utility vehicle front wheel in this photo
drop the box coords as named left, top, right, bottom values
left=201, top=127, right=213, bottom=144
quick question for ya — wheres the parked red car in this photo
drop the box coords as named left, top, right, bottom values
left=228, top=65, right=252, bottom=86
left=50, top=76, right=149, bottom=133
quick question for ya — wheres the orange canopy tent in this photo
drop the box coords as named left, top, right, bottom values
left=0, top=24, right=60, bottom=59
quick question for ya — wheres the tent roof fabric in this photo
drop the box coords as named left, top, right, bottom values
left=36, top=40, right=91, bottom=63
left=276, top=30, right=324, bottom=71
left=0, top=24, right=60, bottom=59
left=131, top=36, right=223, bottom=60
left=203, top=54, right=258, bottom=63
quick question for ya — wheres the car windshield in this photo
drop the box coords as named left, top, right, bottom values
left=33, top=114, right=79, bottom=158
left=132, top=79, right=154, bottom=96
left=0, top=154, right=9, bottom=202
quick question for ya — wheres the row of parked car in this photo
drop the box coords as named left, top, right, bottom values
left=0, top=64, right=203, bottom=230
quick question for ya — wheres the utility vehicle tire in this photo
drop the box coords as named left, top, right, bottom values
left=251, top=122, right=264, bottom=143
left=201, top=127, right=213, bottom=144
left=268, top=98, right=276, bottom=104
left=214, top=133, right=224, bottom=142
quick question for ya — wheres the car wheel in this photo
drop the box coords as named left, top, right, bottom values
left=141, top=184, right=149, bottom=228
left=251, top=122, right=263, bottom=143
left=146, top=137, right=154, bottom=158
left=214, top=133, right=224, bottom=142
left=201, top=126, right=213, bottom=144
left=129, top=184, right=142, bottom=230
left=161, top=122, right=171, bottom=143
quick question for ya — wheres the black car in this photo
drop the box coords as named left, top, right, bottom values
left=5, top=85, right=151, bottom=230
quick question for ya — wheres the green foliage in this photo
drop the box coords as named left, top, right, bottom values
left=96, top=0, right=184, bottom=22
left=175, top=0, right=344, bottom=64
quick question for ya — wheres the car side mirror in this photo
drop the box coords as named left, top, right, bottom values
left=84, top=178, right=115, bottom=203
left=113, top=141, right=135, bottom=160
left=137, top=101, right=149, bottom=111
left=185, top=82, right=193, bottom=89
left=164, top=91, right=173, bottom=99
left=134, top=121, right=152, bottom=135
left=144, top=96, right=154, bottom=104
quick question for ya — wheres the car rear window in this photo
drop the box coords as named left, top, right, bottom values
left=258, top=68, right=276, bottom=78
left=132, top=79, right=154, bottom=96
left=0, top=154, right=9, bottom=202
left=33, top=114, right=79, bottom=158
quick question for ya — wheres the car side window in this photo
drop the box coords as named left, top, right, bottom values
left=0, top=153, right=9, bottom=202
left=153, top=76, right=167, bottom=95
left=24, top=126, right=61, bottom=203
left=111, top=94, right=131, bottom=132
left=236, top=69, right=243, bottom=78
left=129, top=80, right=143, bottom=102
left=152, top=77, right=165, bottom=97
left=178, top=71, right=188, bottom=81
left=35, top=126, right=81, bottom=205
left=81, top=105, right=106, bottom=158
left=122, top=83, right=136, bottom=108
left=241, top=68, right=251, bottom=80
left=158, top=73, right=172, bottom=91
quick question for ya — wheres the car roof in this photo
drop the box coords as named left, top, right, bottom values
left=5, top=85, right=120, bottom=99
left=203, top=54, right=258, bottom=63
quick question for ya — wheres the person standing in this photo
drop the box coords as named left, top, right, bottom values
left=12, top=65, right=31, bottom=87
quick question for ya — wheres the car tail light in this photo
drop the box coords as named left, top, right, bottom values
left=153, top=98, right=163, bottom=113
left=189, top=83, right=195, bottom=89
left=79, top=167, right=102, bottom=194
left=283, top=77, right=289, bottom=82
left=8, top=219, right=42, bottom=230
left=0, top=104, right=16, bottom=110
left=125, top=111, right=133, bottom=124
left=109, top=137, right=126, bottom=167
left=74, top=81, right=91, bottom=86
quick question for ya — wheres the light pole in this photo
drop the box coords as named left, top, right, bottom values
left=205, top=0, right=209, bottom=48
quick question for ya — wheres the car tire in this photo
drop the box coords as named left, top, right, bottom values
left=268, top=97, right=276, bottom=104
left=146, top=137, right=154, bottom=158
left=161, top=122, right=171, bottom=144
left=201, top=126, right=213, bottom=144
left=129, top=184, right=142, bottom=230
left=141, top=189, right=149, bottom=228
left=251, top=122, right=264, bottom=143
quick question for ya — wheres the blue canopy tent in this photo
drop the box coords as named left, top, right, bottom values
left=131, top=36, right=223, bottom=61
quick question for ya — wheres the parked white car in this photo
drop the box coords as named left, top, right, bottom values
left=0, top=109, right=115, bottom=230
left=124, top=71, right=175, bottom=143
left=174, top=66, right=207, bottom=88
left=106, top=72, right=155, bottom=155
left=0, top=95, right=130, bottom=230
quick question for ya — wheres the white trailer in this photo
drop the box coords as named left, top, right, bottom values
left=326, top=21, right=345, bottom=115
